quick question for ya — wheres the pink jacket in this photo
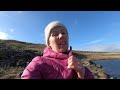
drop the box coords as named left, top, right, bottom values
left=21, top=46, right=94, bottom=79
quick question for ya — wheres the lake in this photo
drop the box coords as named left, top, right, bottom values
left=93, top=59, right=120, bottom=79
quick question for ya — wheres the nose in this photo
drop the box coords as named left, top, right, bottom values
left=58, top=33, right=64, bottom=39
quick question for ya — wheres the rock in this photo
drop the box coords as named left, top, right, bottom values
left=16, top=72, right=23, bottom=77
left=96, top=64, right=102, bottom=68
left=110, top=77, right=114, bottom=79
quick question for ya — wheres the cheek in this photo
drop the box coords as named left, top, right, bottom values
left=65, top=34, right=68, bottom=40
left=66, top=36, right=68, bottom=44
left=49, top=37, right=58, bottom=46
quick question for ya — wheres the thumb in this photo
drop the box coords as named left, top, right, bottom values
left=68, top=46, right=72, bottom=57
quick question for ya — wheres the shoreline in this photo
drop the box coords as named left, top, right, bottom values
left=89, top=59, right=120, bottom=79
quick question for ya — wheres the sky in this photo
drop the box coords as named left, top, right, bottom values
left=0, top=11, right=120, bottom=52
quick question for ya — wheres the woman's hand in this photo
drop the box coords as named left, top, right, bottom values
left=67, top=56, right=85, bottom=79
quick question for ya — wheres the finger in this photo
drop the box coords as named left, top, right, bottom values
left=77, top=65, right=82, bottom=69
left=68, top=60, right=81, bottom=67
left=68, top=62, right=83, bottom=70
left=69, top=56, right=79, bottom=64
left=75, top=60, right=82, bottom=65
left=67, top=65, right=75, bottom=69
left=72, top=56, right=81, bottom=63
left=78, top=61, right=84, bottom=67
left=68, top=58, right=73, bottom=64
left=68, top=56, right=73, bottom=60
left=77, top=61, right=83, bottom=66
left=68, top=62, right=73, bottom=66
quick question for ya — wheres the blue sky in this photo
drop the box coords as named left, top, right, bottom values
left=0, top=11, right=120, bottom=52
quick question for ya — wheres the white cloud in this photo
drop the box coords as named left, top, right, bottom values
left=0, top=11, right=23, bottom=18
left=87, top=39, right=102, bottom=44
left=0, top=32, right=9, bottom=40
left=102, top=44, right=120, bottom=52
left=0, top=11, right=10, bottom=17
left=16, top=11, right=23, bottom=14
left=80, top=43, right=120, bottom=52
left=10, top=28, right=14, bottom=32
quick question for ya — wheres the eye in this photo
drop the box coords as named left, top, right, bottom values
left=61, top=29, right=67, bottom=35
left=61, top=32, right=67, bottom=35
left=61, top=32, right=65, bottom=34
left=53, top=33, right=57, bottom=36
left=52, top=33, right=58, bottom=37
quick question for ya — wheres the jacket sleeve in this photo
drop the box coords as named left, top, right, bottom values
left=84, top=67, right=94, bottom=79
left=21, top=56, right=43, bottom=79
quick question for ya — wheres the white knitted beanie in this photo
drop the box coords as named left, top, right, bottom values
left=44, top=21, right=68, bottom=45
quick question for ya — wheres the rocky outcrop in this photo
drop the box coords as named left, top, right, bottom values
left=0, top=43, right=41, bottom=68
left=72, top=52, right=109, bottom=79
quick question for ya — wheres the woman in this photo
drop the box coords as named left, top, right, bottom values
left=21, top=21, right=94, bottom=79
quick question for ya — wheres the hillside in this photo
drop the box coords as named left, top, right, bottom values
left=0, top=39, right=116, bottom=79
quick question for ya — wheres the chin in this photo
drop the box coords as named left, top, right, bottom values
left=59, top=49, right=68, bottom=53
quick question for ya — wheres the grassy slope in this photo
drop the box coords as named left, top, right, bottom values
left=1, top=39, right=119, bottom=79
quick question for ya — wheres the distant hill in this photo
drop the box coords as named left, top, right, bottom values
left=0, top=39, right=45, bottom=52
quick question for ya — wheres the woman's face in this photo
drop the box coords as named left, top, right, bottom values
left=48, top=26, right=68, bottom=53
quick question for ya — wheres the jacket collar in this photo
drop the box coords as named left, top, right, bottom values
left=43, top=46, right=72, bottom=60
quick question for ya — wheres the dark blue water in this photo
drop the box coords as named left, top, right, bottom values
left=93, top=59, right=120, bottom=79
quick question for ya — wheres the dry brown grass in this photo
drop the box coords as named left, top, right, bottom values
left=0, top=67, right=24, bottom=79
left=85, top=54, right=120, bottom=61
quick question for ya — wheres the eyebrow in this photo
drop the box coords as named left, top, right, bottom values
left=51, top=30, right=67, bottom=35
